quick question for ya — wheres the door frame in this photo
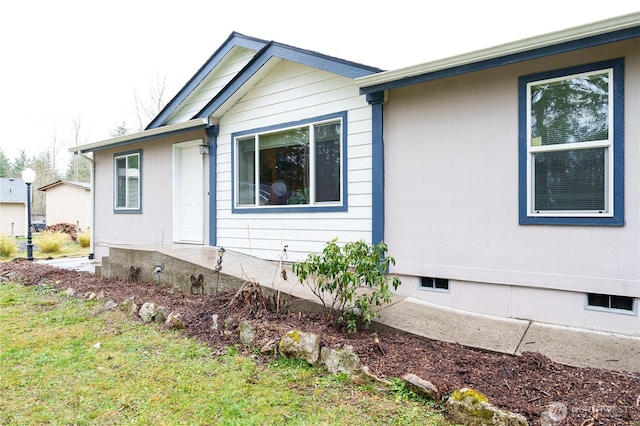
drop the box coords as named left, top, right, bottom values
left=172, top=140, right=204, bottom=244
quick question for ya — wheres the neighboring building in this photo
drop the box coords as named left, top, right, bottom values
left=72, top=14, right=639, bottom=337
left=38, top=180, right=92, bottom=231
left=0, top=177, right=27, bottom=237
left=71, top=32, right=382, bottom=261
left=355, top=13, right=639, bottom=335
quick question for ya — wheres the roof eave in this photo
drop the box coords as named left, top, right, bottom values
left=70, top=118, right=208, bottom=154
left=146, top=32, right=269, bottom=129
left=38, top=180, right=92, bottom=192
left=196, top=42, right=383, bottom=120
left=356, top=12, right=640, bottom=93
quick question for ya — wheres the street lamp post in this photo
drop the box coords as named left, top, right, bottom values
left=21, top=167, right=36, bottom=261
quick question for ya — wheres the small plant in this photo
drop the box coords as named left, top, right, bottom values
left=78, top=232, right=91, bottom=248
left=0, top=233, right=17, bottom=257
left=389, top=378, right=429, bottom=403
left=292, top=238, right=401, bottom=333
left=34, top=231, right=71, bottom=253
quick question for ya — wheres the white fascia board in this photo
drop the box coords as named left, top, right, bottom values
left=356, top=12, right=640, bottom=88
left=69, top=118, right=208, bottom=154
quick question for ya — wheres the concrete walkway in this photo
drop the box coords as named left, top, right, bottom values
left=40, top=247, right=640, bottom=374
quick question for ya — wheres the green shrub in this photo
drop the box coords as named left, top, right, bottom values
left=78, top=232, right=91, bottom=248
left=34, top=231, right=70, bottom=253
left=292, top=238, right=401, bottom=333
left=0, top=233, right=17, bottom=257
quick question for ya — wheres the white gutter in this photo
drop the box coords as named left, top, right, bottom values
left=68, top=118, right=208, bottom=154
left=356, top=12, right=639, bottom=88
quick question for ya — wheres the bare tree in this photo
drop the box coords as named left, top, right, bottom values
left=134, top=74, right=167, bottom=131
left=64, top=115, right=92, bottom=182
left=32, top=151, right=59, bottom=217
left=49, top=132, right=61, bottom=177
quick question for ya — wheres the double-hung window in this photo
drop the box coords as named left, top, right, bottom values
left=114, top=150, right=141, bottom=212
left=234, top=114, right=345, bottom=211
left=519, top=59, right=624, bottom=225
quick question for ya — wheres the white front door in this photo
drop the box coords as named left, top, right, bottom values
left=173, top=142, right=204, bottom=243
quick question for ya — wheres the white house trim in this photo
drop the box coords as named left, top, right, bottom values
left=355, top=12, right=639, bottom=89
left=70, top=118, right=208, bottom=155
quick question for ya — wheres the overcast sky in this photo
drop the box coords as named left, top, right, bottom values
left=1, top=0, right=637, bottom=170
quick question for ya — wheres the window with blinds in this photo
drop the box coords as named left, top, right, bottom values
left=519, top=59, right=624, bottom=225
left=114, top=151, right=141, bottom=212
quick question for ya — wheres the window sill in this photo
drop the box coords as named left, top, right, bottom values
left=114, top=209, right=143, bottom=214
left=519, top=215, right=624, bottom=226
left=232, top=204, right=347, bottom=214
left=584, top=306, right=637, bottom=316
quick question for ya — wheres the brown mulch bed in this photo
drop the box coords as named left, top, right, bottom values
left=2, top=260, right=639, bottom=426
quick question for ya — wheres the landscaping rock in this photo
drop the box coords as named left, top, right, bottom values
left=320, top=345, right=359, bottom=375
left=279, top=330, right=320, bottom=364
left=120, top=296, right=137, bottom=315
left=222, top=316, right=235, bottom=337
left=260, top=339, right=278, bottom=355
left=402, top=373, right=439, bottom=401
left=351, top=365, right=393, bottom=393
left=165, top=311, right=185, bottom=329
left=153, top=306, right=169, bottom=323
left=103, top=300, right=118, bottom=311
left=64, top=287, right=76, bottom=297
left=238, top=320, right=255, bottom=346
left=139, top=302, right=157, bottom=323
left=211, top=314, right=219, bottom=331
left=446, top=388, right=528, bottom=426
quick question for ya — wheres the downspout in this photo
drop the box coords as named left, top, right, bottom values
left=75, top=151, right=95, bottom=259
left=367, top=91, right=386, bottom=246
left=205, top=123, right=219, bottom=247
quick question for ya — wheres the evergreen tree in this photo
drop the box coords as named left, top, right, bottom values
left=0, top=148, right=10, bottom=177
left=64, top=154, right=91, bottom=182
left=111, top=121, right=130, bottom=137
left=10, top=149, right=30, bottom=177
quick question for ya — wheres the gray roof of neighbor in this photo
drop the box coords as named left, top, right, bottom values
left=0, top=178, right=27, bottom=203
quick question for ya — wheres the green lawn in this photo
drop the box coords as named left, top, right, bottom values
left=0, top=281, right=450, bottom=425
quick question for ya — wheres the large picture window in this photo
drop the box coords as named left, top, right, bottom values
left=235, top=115, right=344, bottom=210
left=114, top=150, right=141, bottom=212
left=519, top=59, right=624, bottom=225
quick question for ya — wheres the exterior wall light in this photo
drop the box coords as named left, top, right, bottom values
left=199, top=143, right=210, bottom=155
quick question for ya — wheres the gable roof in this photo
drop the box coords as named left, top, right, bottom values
left=194, top=40, right=383, bottom=121
left=38, top=180, right=91, bottom=192
left=147, top=32, right=270, bottom=129
left=149, top=32, right=382, bottom=129
left=0, top=178, right=27, bottom=203
left=356, top=12, right=640, bottom=94
left=72, top=32, right=383, bottom=154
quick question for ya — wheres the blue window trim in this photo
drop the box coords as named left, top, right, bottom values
left=231, top=112, right=348, bottom=214
left=518, top=58, right=625, bottom=226
left=113, top=149, right=142, bottom=214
